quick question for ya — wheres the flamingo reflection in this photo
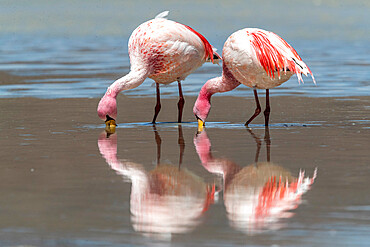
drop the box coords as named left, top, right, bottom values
left=98, top=127, right=215, bottom=238
left=194, top=128, right=316, bottom=234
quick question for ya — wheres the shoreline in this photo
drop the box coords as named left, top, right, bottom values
left=1, top=95, right=368, bottom=127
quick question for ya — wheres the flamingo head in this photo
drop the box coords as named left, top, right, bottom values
left=193, top=86, right=212, bottom=131
left=97, top=92, right=117, bottom=126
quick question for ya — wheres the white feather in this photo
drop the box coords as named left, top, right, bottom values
left=155, top=11, right=169, bottom=19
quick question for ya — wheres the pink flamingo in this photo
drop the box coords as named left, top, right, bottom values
left=97, top=11, right=220, bottom=126
left=194, top=130, right=317, bottom=234
left=98, top=130, right=215, bottom=238
left=193, top=28, right=315, bottom=129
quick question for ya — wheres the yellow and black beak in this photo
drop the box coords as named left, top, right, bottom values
left=197, top=117, right=205, bottom=133
left=105, top=115, right=117, bottom=134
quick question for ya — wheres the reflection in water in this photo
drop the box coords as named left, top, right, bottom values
left=98, top=127, right=215, bottom=239
left=194, top=128, right=317, bottom=235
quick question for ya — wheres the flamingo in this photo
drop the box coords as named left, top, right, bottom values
left=194, top=129, right=317, bottom=234
left=97, top=11, right=220, bottom=128
left=193, top=28, right=315, bottom=129
left=98, top=128, right=215, bottom=238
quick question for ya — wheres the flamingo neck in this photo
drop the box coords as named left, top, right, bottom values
left=221, top=62, right=241, bottom=89
left=198, top=80, right=218, bottom=102
left=200, top=63, right=240, bottom=98
left=107, top=68, right=148, bottom=98
left=222, top=161, right=242, bottom=189
left=194, top=131, right=213, bottom=164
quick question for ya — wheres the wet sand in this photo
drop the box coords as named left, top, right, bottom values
left=0, top=95, right=369, bottom=246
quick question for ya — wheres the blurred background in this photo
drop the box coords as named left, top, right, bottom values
left=1, top=0, right=369, bottom=98
left=1, top=0, right=369, bottom=40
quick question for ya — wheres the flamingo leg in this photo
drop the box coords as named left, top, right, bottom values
left=264, top=126, right=271, bottom=162
left=178, top=125, right=185, bottom=169
left=152, top=125, right=162, bottom=166
left=152, top=83, right=161, bottom=124
left=264, top=89, right=270, bottom=127
left=245, top=87, right=261, bottom=126
left=247, top=128, right=262, bottom=164
left=177, top=80, right=185, bottom=123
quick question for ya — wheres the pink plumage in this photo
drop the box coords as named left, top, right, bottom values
left=182, top=24, right=216, bottom=63
left=97, top=11, right=219, bottom=123
left=248, top=30, right=314, bottom=83
left=193, top=28, right=315, bottom=127
left=194, top=130, right=317, bottom=234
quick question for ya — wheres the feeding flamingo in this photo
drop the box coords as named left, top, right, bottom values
left=194, top=129, right=317, bottom=234
left=97, top=11, right=220, bottom=127
left=193, top=28, right=315, bottom=129
left=98, top=128, right=215, bottom=238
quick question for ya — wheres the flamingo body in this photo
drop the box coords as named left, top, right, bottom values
left=193, top=28, right=315, bottom=126
left=129, top=17, right=214, bottom=84
left=223, top=28, right=309, bottom=89
left=194, top=130, right=317, bottom=234
left=98, top=132, right=215, bottom=237
left=98, top=11, right=218, bottom=122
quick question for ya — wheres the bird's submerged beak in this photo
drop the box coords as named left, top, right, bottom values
left=105, top=115, right=117, bottom=134
left=197, top=119, right=205, bottom=133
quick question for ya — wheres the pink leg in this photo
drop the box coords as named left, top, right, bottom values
left=152, top=83, right=161, bottom=124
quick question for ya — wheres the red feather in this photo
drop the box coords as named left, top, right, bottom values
left=182, top=24, right=215, bottom=63
left=249, top=30, right=301, bottom=79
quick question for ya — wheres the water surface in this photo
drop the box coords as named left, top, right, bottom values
left=0, top=1, right=369, bottom=246
left=0, top=96, right=369, bottom=246
left=1, top=1, right=369, bottom=99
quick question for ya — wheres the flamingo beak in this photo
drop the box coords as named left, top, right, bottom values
left=105, top=115, right=117, bottom=134
left=197, top=119, right=205, bottom=132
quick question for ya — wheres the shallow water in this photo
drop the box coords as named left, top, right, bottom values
left=1, top=1, right=369, bottom=99
left=0, top=1, right=369, bottom=247
left=0, top=96, right=369, bottom=247
left=1, top=36, right=369, bottom=99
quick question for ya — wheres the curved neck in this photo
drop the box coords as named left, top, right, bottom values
left=98, top=133, right=149, bottom=189
left=107, top=68, right=148, bottom=97
left=200, top=63, right=241, bottom=98
left=222, top=62, right=240, bottom=86
left=194, top=131, right=242, bottom=178
left=198, top=79, right=218, bottom=102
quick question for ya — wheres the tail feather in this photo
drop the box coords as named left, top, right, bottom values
left=208, top=47, right=222, bottom=65
left=249, top=30, right=316, bottom=85
left=155, top=11, right=169, bottom=19
left=155, top=11, right=219, bottom=65
left=291, top=57, right=316, bottom=84
left=182, top=24, right=216, bottom=63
